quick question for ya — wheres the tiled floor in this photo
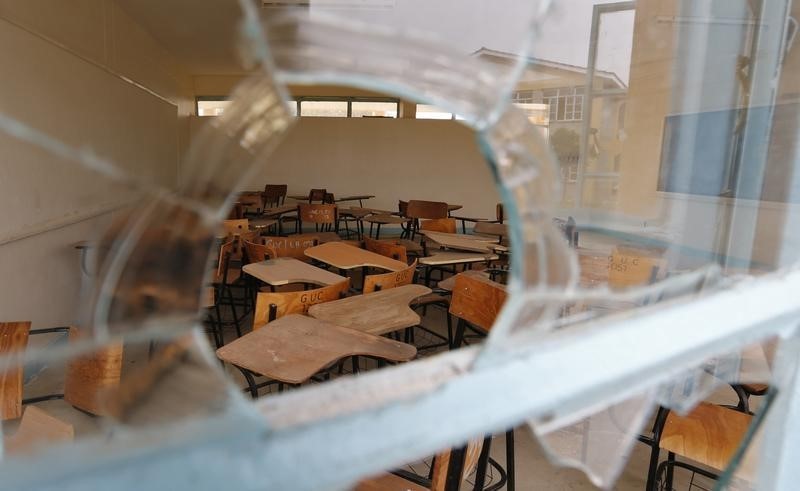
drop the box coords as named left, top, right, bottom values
left=8, top=262, right=749, bottom=490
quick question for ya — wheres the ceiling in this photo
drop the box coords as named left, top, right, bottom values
left=115, top=0, right=254, bottom=74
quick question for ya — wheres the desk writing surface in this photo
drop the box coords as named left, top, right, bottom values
left=419, top=251, right=499, bottom=266
left=308, top=284, right=431, bottom=336
left=243, top=258, right=347, bottom=286
left=216, top=314, right=416, bottom=384
left=305, top=242, right=407, bottom=271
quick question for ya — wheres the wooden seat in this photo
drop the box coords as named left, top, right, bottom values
left=3, top=406, right=74, bottom=457
left=659, top=402, right=752, bottom=473
left=356, top=439, right=484, bottom=491
left=364, top=237, right=408, bottom=263
left=363, top=260, right=418, bottom=293
left=0, top=322, right=31, bottom=420
left=253, top=279, right=351, bottom=328
left=64, top=327, right=123, bottom=416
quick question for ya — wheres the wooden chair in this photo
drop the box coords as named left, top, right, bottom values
left=259, top=235, right=320, bottom=262
left=208, top=240, right=244, bottom=339
left=0, top=322, right=31, bottom=420
left=364, top=237, right=408, bottom=263
left=262, top=184, right=287, bottom=207
left=473, top=221, right=508, bottom=241
left=406, top=200, right=449, bottom=240
left=297, top=203, right=340, bottom=242
left=252, top=279, right=351, bottom=328
left=307, top=188, right=327, bottom=203
left=355, top=439, right=488, bottom=491
left=448, top=274, right=515, bottom=489
left=363, top=260, right=418, bottom=294
left=608, top=245, right=667, bottom=289
left=645, top=399, right=755, bottom=491
left=420, top=218, right=457, bottom=234
left=63, top=327, right=123, bottom=416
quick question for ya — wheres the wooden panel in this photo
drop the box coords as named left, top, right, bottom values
left=222, top=219, right=249, bottom=235
left=308, top=284, right=431, bottom=336
left=420, top=218, right=457, bottom=234
left=418, top=251, right=498, bottom=266
left=363, top=260, right=418, bottom=293
left=364, top=237, right=407, bottom=263
left=430, top=439, right=483, bottom=491
left=298, top=204, right=337, bottom=224
left=217, top=315, right=416, bottom=384
left=0, top=322, right=30, bottom=420
left=253, top=279, right=350, bottom=329
left=608, top=245, right=667, bottom=288
left=406, top=200, right=449, bottom=219
left=243, top=240, right=278, bottom=264
left=578, top=248, right=611, bottom=288
left=64, top=327, right=123, bottom=416
left=421, top=230, right=499, bottom=253
left=305, top=242, right=408, bottom=271
left=473, top=221, right=508, bottom=238
left=243, top=258, right=347, bottom=287
left=660, top=402, right=752, bottom=472
left=449, top=274, right=507, bottom=332
left=260, top=234, right=319, bottom=261
left=437, top=270, right=491, bottom=292
left=3, top=406, right=74, bottom=456
left=354, top=473, right=428, bottom=491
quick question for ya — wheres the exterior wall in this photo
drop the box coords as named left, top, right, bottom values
left=0, top=0, right=192, bottom=326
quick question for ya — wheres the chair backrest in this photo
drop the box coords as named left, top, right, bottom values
left=406, top=200, right=449, bottom=220
left=216, top=240, right=236, bottom=280
left=227, top=202, right=244, bottom=220
left=64, top=326, right=123, bottom=416
left=243, top=240, right=278, bottom=265
left=252, top=280, right=351, bottom=329
left=258, top=235, right=320, bottom=262
left=298, top=204, right=337, bottom=229
left=228, top=231, right=259, bottom=263
left=398, top=200, right=409, bottom=217
left=363, top=260, right=418, bottom=293
left=308, top=188, right=327, bottom=203
left=0, top=322, right=31, bottom=420
left=222, top=219, right=249, bottom=235
left=608, top=245, right=667, bottom=289
left=363, top=237, right=408, bottom=263
left=430, top=439, right=484, bottom=491
left=262, top=184, right=287, bottom=207
left=420, top=218, right=456, bottom=234
left=323, top=192, right=335, bottom=204
left=449, top=273, right=507, bottom=332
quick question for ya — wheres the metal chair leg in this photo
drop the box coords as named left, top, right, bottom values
left=505, top=429, right=515, bottom=491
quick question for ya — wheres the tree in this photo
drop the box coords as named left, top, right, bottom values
left=550, top=128, right=580, bottom=163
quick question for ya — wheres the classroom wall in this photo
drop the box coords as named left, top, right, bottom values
left=0, top=0, right=192, bottom=327
left=190, top=115, right=502, bottom=224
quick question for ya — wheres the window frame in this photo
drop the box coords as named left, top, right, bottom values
left=195, top=96, right=400, bottom=119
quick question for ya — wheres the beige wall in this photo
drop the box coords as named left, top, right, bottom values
left=0, top=0, right=191, bottom=326
left=190, top=115, right=500, bottom=224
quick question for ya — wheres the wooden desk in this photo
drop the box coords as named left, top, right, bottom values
left=447, top=204, right=463, bottom=214
left=420, top=231, right=499, bottom=253
left=243, top=258, right=347, bottom=287
left=336, top=195, right=375, bottom=207
left=308, top=284, right=431, bottom=336
left=305, top=242, right=407, bottom=272
left=419, top=251, right=499, bottom=266
left=216, top=314, right=416, bottom=385
left=437, top=270, right=492, bottom=292
left=262, top=204, right=297, bottom=217
left=287, top=194, right=309, bottom=201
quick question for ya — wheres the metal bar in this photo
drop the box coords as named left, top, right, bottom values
left=19, top=268, right=800, bottom=491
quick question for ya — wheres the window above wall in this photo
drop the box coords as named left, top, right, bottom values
left=197, top=96, right=399, bottom=118
left=512, top=87, right=584, bottom=122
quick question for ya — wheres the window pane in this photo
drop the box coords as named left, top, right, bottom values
left=351, top=101, right=397, bottom=118
left=416, top=104, right=452, bottom=119
left=300, top=100, right=348, bottom=117
left=197, top=100, right=230, bottom=117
